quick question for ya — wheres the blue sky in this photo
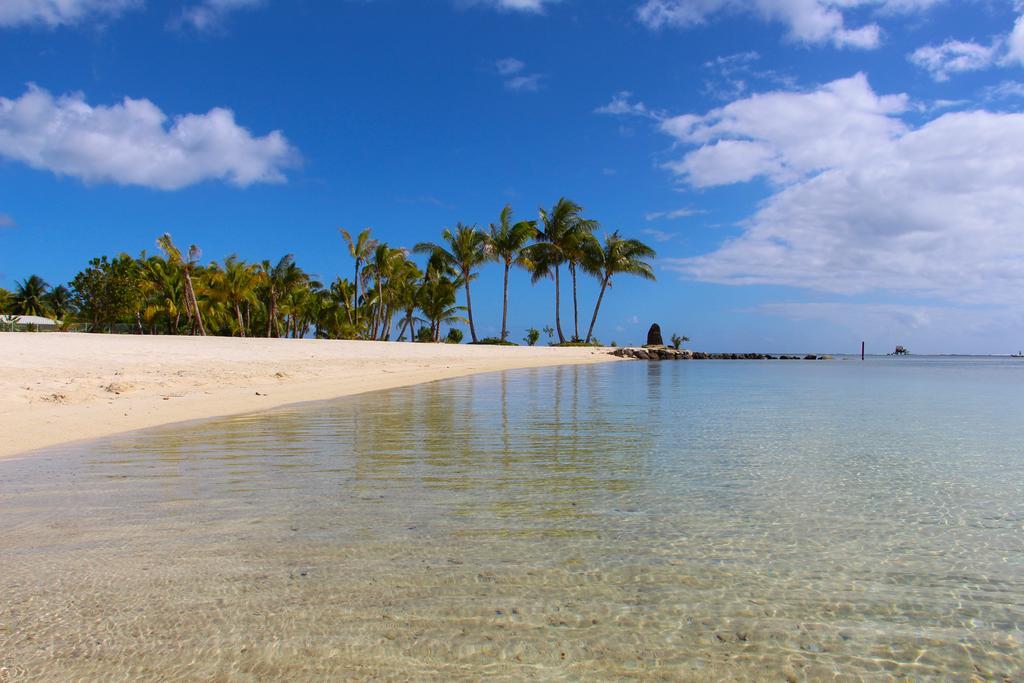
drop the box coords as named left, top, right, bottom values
left=2, top=0, right=1023, bottom=352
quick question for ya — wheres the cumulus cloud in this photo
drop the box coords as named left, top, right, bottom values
left=659, top=73, right=908, bottom=186
left=1006, top=14, right=1024, bottom=65
left=634, top=0, right=890, bottom=49
left=177, top=0, right=264, bottom=31
left=654, top=75, right=1024, bottom=304
left=0, top=0, right=138, bottom=27
left=0, top=85, right=298, bottom=190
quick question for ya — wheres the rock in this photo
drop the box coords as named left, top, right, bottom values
left=646, top=323, right=664, bottom=347
left=634, top=349, right=650, bottom=360
left=804, top=354, right=818, bottom=360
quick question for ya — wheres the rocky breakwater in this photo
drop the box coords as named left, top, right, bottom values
left=611, top=347, right=831, bottom=361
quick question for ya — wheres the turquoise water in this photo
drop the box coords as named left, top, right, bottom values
left=1, top=357, right=1022, bottom=679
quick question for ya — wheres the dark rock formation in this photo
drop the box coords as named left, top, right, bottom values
left=609, top=348, right=830, bottom=362
left=646, top=324, right=663, bottom=347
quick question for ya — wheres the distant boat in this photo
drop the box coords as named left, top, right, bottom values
left=1012, top=351, right=1024, bottom=358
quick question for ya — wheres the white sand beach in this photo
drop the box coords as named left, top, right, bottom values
left=0, top=333, right=618, bottom=458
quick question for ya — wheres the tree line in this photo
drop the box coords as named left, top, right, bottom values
left=0, top=198, right=656, bottom=344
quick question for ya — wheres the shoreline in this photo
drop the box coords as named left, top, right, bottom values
left=0, top=333, right=618, bottom=459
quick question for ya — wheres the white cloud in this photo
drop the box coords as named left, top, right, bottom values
left=909, top=11, right=1024, bottom=80
left=1006, top=14, right=1024, bottom=65
left=505, top=74, right=542, bottom=91
left=635, top=0, right=884, bottom=49
left=458, top=0, right=558, bottom=12
left=0, top=85, right=298, bottom=190
left=495, top=57, right=525, bottom=76
left=645, top=208, right=703, bottom=220
left=641, top=227, right=676, bottom=242
left=178, top=0, right=263, bottom=31
left=983, top=80, right=1024, bottom=100
left=656, top=75, right=1024, bottom=304
left=595, top=91, right=661, bottom=119
left=0, top=213, right=14, bottom=228
left=909, top=39, right=1000, bottom=81
left=0, top=0, right=138, bottom=27
left=659, top=73, right=908, bottom=186
left=495, top=58, right=543, bottom=91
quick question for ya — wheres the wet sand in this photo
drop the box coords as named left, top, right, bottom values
left=0, top=333, right=617, bottom=458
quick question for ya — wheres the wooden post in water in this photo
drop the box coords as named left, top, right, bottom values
left=861, top=341, right=865, bottom=360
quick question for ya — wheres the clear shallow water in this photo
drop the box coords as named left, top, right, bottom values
left=1, top=357, right=1022, bottom=680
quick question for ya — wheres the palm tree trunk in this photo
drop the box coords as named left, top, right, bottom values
left=184, top=270, right=206, bottom=336
left=554, top=265, right=566, bottom=343
left=235, top=303, right=245, bottom=337
left=354, top=259, right=362, bottom=334
left=464, top=274, right=478, bottom=343
left=376, top=276, right=385, bottom=340
left=585, top=275, right=609, bottom=344
left=501, top=262, right=510, bottom=342
left=570, top=262, right=580, bottom=341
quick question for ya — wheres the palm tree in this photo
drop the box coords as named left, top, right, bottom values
left=208, top=256, right=261, bottom=336
left=13, top=275, right=51, bottom=317
left=487, top=205, right=537, bottom=341
left=340, top=227, right=378, bottom=329
left=46, top=285, right=72, bottom=321
left=139, top=255, right=185, bottom=334
left=389, top=259, right=423, bottom=342
left=530, top=198, right=597, bottom=343
left=414, top=223, right=489, bottom=343
left=580, top=231, right=656, bottom=344
left=259, top=255, right=309, bottom=338
left=0, top=287, right=12, bottom=315
left=157, top=234, right=206, bottom=336
left=416, top=276, right=466, bottom=342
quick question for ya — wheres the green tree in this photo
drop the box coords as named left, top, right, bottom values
left=523, top=327, right=540, bottom=346
left=416, top=276, right=466, bottom=342
left=259, top=255, right=307, bottom=338
left=414, top=223, right=489, bottom=343
left=0, top=287, right=12, bottom=315
left=46, top=285, right=73, bottom=321
left=207, top=255, right=262, bottom=336
left=340, top=227, right=378, bottom=329
left=529, top=198, right=597, bottom=343
left=487, top=205, right=537, bottom=342
left=580, top=231, right=656, bottom=344
left=139, top=254, right=185, bottom=334
left=71, top=256, right=143, bottom=331
left=13, top=275, right=50, bottom=317
left=157, top=234, right=206, bottom=336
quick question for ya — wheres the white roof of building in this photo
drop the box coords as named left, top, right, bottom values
left=1, top=315, right=58, bottom=326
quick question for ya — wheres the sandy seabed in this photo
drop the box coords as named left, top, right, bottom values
left=0, top=332, right=617, bottom=458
